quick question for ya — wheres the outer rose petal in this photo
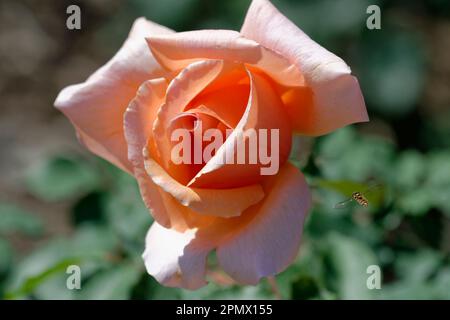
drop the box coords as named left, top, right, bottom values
left=142, top=163, right=311, bottom=289
left=143, top=222, right=210, bottom=290
left=217, top=162, right=311, bottom=284
left=54, top=18, right=173, bottom=173
left=146, top=30, right=303, bottom=87
left=124, top=78, right=176, bottom=229
left=143, top=156, right=264, bottom=218
left=241, top=0, right=368, bottom=135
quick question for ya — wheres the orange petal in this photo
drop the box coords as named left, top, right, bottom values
left=187, top=83, right=250, bottom=129
left=55, top=18, right=173, bottom=173
left=241, top=0, right=368, bottom=135
left=142, top=222, right=210, bottom=289
left=188, top=69, right=292, bottom=189
left=146, top=30, right=303, bottom=87
left=143, top=156, right=264, bottom=218
left=123, top=78, right=176, bottom=228
left=216, top=162, right=311, bottom=284
left=152, top=60, right=225, bottom=184
left=143, top=163, right=311, bottom=289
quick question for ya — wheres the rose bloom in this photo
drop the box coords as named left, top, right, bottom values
left=55, top=0, right=368, bottom=289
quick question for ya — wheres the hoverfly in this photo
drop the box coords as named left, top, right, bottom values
left=333, top=183, right=381, bottom=209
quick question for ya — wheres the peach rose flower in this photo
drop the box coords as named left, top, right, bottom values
left=55, top=0, right=368, bottom=289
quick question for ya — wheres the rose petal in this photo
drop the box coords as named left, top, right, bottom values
left=143, top=162, right=311, bottom=289
left=124, top=78, right=167, bottom=167
left=217, top=162, right=311, bottom=284
left=142, top=222, right=210, bottom=290
left=143, top=156, right=264, bottom=218
left=152, top=60, right=226, bottom=184
left=124, top=79, right=216, bottom=231
left=147, top=29, right=303, bottom=87
left=281, top=76, right=367, bottom=135
left=188, top=68, right=292, bottom=189
left=187, top=83, right=250, bottom=129
left=125, top=74, right=261, bottom=226
left=241, top=0, right=368, bottom=135
left=55, top=18, right=173, bottom=173
left=124, top=78, right=176, bottom=228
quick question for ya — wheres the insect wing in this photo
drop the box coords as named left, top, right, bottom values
left=362, top=183, right=382, bottom=195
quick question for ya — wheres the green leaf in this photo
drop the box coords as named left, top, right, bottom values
left=432, top=267, right=450, bottom=299
left=5, top=225, right=118, bottom=299
left=395, top=151, right=450, bottom=215
left=69, top=225, right=119, bottom=259
left=394, top=151, right=450, bottom=215
left=5, top=258, right=79, bottom=299
left=323, top=233, right=378, bottom=299
left=375, top=281, right=434, bottom=300
left=5, top=240, right=69, bottom=296
left=394, top=151, right=426, bottom=190
left=317, top=127, right=395, bottom=183
left=377, top=263, right=450, bottom=299
left=316, top=179, right=386, bottom=209
left=0, top=203, right=44, bottom=236
left=397, top=189, right=434, bottom=216
left=316, top=179, right=370, bottom=197
left=76, top=264, right=141, bottom=300
left=25, top=155, right=101, bottom=202
left=395, top=250, right=442, bottom=283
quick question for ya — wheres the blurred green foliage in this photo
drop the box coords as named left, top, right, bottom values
left=2, top=124, right=449, bottom=299
left=1, top=0, right=450, bottom=300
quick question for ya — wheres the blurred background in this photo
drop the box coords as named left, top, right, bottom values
left=1, top=0, right=450, bottom=299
